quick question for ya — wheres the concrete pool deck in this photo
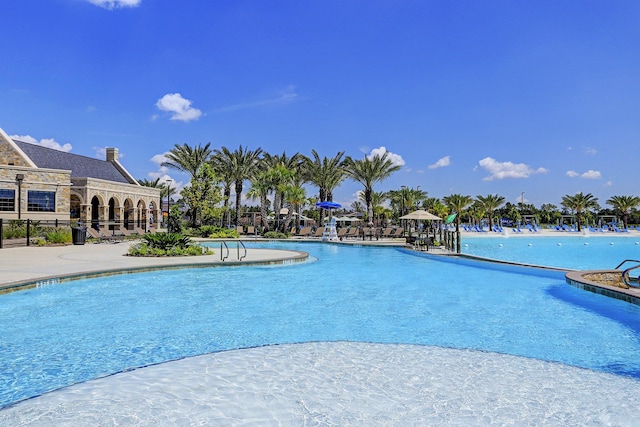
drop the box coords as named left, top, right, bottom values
left=0, top=239, right=310, bottom=292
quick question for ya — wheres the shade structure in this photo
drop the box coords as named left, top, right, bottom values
left=399, top=210, right=442, bottom=221
left=278, top=208, right=313, bottom=221
left=316, top=201, right=342, bottom=209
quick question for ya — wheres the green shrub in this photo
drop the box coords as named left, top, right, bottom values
left=263, top=231, right=288, bottom=239
left=141, top=232, right=192, bottom=250
left=44, top=228, right=72, bottom=244
left=128, top=232, right=212, bottom=257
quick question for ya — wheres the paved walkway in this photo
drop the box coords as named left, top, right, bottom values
left=0, top=240, right=307, bottom=291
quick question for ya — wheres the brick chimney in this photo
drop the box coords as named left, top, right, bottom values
left=106, top=148, right=118, bottom=162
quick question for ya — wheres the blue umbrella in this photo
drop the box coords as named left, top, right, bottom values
left=315, top=201, right=342, bottom=209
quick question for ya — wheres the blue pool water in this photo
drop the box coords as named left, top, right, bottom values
left=1, top=241, right=640, bottom=408
left=461, top=234, right=640, bottom=270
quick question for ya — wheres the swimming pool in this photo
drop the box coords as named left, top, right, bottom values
left=1, top=241, right=639, bottom=410
left=461, top=234, right=640, bottom=270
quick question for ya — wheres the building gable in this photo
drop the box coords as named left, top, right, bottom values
left=0, top=128, right=37, bottom=167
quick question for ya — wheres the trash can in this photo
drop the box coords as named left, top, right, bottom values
left=71, top=227, right=87, bottom=245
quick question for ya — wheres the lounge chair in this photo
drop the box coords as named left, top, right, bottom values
left=336, top=227, right=348, bottom=239
left=361, top=227, right=378, bottom=240
left=87, top=227, right=122, bottom=243
left=246, top=226, right=256, bottom=235
left=297, top=227, right=312, bottom=237
left=236, top=225, right=245, bottom=235
left=380, top=227, right=394, bottom=238
left=135, top=226, right=148, bottom=235
left=119, top=227, right=136, bottom=237
left=390, top=228, right=404, bottom=238
left=312, top=227, right=325, bottom=237
left=345, top=227, right=359, bottom=239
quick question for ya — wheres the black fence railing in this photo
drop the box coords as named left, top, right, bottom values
left=0, top=219, right=148, bottom=248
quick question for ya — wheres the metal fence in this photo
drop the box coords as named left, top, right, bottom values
left=0, top=219, right=148, bottom=248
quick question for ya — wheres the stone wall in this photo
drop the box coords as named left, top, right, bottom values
left=581, top=271, right=628, bottom=289
left=0, top=166, right=71, bottom=221
left=0, top=136, right=31, bottom=167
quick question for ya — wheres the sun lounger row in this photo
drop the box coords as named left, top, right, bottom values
left=236, top=225, right=257, bottom=235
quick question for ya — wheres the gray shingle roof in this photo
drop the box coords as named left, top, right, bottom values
left=14, top=140, right=131, bottom=184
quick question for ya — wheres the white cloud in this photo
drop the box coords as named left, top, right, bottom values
left=156, top=93, right=202, bottom=122
left=478, top=157, right=547, bottom=181
left=368, top=146, right=405, bottom=167
left=11, top=134, right=72, bottom=152
left=581, top=170, right=601, bottom=179
left=215, top=85, right=298, bottom=112
left=604, top=181, right=613, bottom=187
left=87, top=0, right=141, bottom=10
left=584, top=147, right=597, bottom=155
left=428, top=155, right=450, bottom=169
left=566, top=169, right=602, bottom=179
left=150, top=152, right=170, bottom=167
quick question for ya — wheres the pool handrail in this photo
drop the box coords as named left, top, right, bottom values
left=238, top=240, right=247, bottom=261
left=614, top=259, right=640, bottom=288
left=220, top=241, right=230, bottom=261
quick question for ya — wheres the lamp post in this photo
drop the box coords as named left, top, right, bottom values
left=166, top=179, right=172, bottom=230
left=400, top=185, right=406, bottom=236
left=520, top=192, right=525, bottom=226
left=15, top=174, right=24, bottom=220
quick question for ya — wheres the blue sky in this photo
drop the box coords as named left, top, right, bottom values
left=2, top=0, right=639, bottom=209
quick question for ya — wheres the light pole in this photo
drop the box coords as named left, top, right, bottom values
left=15, top=174, right=24, bottom=220
left=520, top=192, right=525, bottom=226
left=400, top=185, right=407, bottom=236
left=166, top=179, right=172, bottom=230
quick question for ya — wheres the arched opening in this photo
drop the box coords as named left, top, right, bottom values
left=137, top=200, right=147, bottom=229
left=108, top=198, right=116, bottom=231
left=91, top=196, right=100, bottom=230
left=70, top=194, right=82, bottom=220
left=123, top=198, right=133, bottom=230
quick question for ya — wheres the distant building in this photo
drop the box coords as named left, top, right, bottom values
left=0, top=128, right=161, bottom=230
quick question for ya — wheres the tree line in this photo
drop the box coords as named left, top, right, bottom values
left=138, top=143, right=640, bottom=234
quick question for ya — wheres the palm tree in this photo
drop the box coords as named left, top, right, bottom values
left=344, top=153, right=402, bottom=223
left=214, top=146, right=263, bottom=224
left=303, top=150, right=346, bottom=225
left=561, top=192, right=599, bottom=231
left=246, top=170, right=274, bottom=232
left=424, top=197, right=448, bottom=219
left=476, top=194, right=505, bottom=231
left=210, top=153, right=235, bottom=209
left=388, top=186, right=427, bottom=218
left=359, top=191, right=387, bottom=226
left=161, top=143, right=213, bottom=178
left=442, top=194, right=473, bottom=232
left=262, top=152, right=304, bottom=221
left=282, top=184, right=307, bottom=232
left=137, top=178, right=162, bottom=187
left=606, top=195, right=640, bottom=229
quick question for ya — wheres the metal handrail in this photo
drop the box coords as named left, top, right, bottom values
left=614, top=259, right=640, bottom=269
left=220, top=241, right=230, bottom=261
left=237, top=240, right=247, bottom=261
left=614, top=259, right=640, bottom=287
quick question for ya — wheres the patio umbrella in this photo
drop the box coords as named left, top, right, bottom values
left=315, top=201, right=342, bottom=209
left=399, top=210, right=441, bottom=221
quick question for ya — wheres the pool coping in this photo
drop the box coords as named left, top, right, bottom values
left=0, top=246, right=310, bottom=295
left=565, top=270, right=640, bottom=306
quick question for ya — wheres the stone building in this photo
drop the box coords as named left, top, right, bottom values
left=0, top=128, right=161, bottom=231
